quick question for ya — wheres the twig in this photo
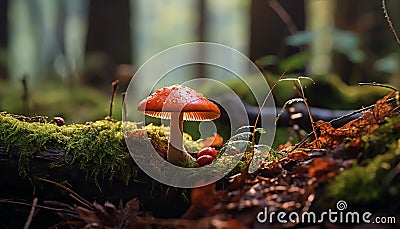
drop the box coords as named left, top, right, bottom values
left=268, top=0, right=298, bottom=35
left=382, top=0, right=400, bottom=47
left=23, top=197, right=38, bottom=229
left=0, top=199, right=76, bottom=215
left=109, top=80, right=120, bottom=119
left=122, top=92, right=127, bottom=121
left=36, top=178, right=93, bottom=211
left=21, top=75, right=29, bottom=114
left=358, top=82, right=397, bottom=91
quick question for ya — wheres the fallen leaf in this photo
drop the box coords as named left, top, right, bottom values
left=200, top=132, right=224, bottom=148
left=182, top=182, right=218, bottom=219
left=287, top=151, right=310, bottom=161
left=76, top=207, right=101, bottom=226
left=307, top=157, right=337, bottom=179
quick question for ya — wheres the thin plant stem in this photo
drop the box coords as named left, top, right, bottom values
left=23, top=197, right=38, bottom=229
left=382, top=0, right=400, bottom=47
left=248, top=65, right=291, bottom=170
left=358, top=82, right=397, bottom=91
left=293, top=83, right=317, bottom=140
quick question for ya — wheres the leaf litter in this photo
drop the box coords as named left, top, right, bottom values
left=182, top=91, right=400, bottom=228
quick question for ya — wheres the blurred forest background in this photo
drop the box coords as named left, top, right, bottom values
left=0, top=0, right=399, bottom=126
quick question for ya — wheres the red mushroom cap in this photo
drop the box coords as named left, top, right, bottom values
left=137, top=84, right=220, bottom=121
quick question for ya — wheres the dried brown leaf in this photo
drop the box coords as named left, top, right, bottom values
left=76, top=207, right=101, bottom=226
left=182, top=183, right=218, bottom=219
left=277, top=141, right=293, bottom=151
left=307, top=157, right=337, bottom=179
left=120, top=198, right=141, bottom=227
left=191, top=183, right=217, bottom=208
left=287, top=151, right=310, bottom=161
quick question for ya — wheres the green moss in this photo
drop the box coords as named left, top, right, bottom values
left=0, top=113, right=203, bottom=188
left=63, top=119, right=134, bottom=186
left=325, top=115, right=400, bottom=205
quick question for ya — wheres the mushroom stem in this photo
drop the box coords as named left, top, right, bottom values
left=168, top=112, right=194, bottom=165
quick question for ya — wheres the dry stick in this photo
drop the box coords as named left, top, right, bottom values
left=109, top=80, right=120, bottom=119
left=23, top=197, right=38, bottom=229
left=122, top=92, right=127, bottom=121
left=382, top=0, right=400, bottom=47
left=36, top=178, right=93, bottom=211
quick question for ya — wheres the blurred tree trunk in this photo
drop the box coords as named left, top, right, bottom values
left=8, top=0, right=89, bottom=85
left=84, top=0, right=130, bottom=89
left=305, top=0, right=336, bottom=76
left=8, top=0, right=38, bottom=85
left=0, top=0, right=7, bottom=79
left=249, top=0, right=305, bottom=73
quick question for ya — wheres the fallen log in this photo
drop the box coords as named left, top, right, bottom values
left=0, top=113, right=200, bottom=227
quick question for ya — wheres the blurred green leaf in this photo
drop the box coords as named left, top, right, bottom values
left=286, top=31, right=314, bottom=46
left=256, top=55, right=278, bottom=66
left=286, top=29, right=365, bottom=64
left=374, top=53, right=400, bottom=74
left=279, top=52, right=309, bottom=72
left=332, top=30, right=365, bottom=63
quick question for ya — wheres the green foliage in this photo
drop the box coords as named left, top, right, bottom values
left=325, top=115, right=400, bottom=205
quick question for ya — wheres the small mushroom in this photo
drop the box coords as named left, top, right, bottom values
left=137, top=84, right=221, bottom=165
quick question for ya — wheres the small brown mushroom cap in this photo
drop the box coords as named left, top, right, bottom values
left=137, top=84, right=220, bottom=121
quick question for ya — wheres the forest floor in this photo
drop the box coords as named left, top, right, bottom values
left=0, top=91, right=399, bottom=228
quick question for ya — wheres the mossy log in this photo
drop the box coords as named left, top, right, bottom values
left=0, top=113, right=202, bottom=226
